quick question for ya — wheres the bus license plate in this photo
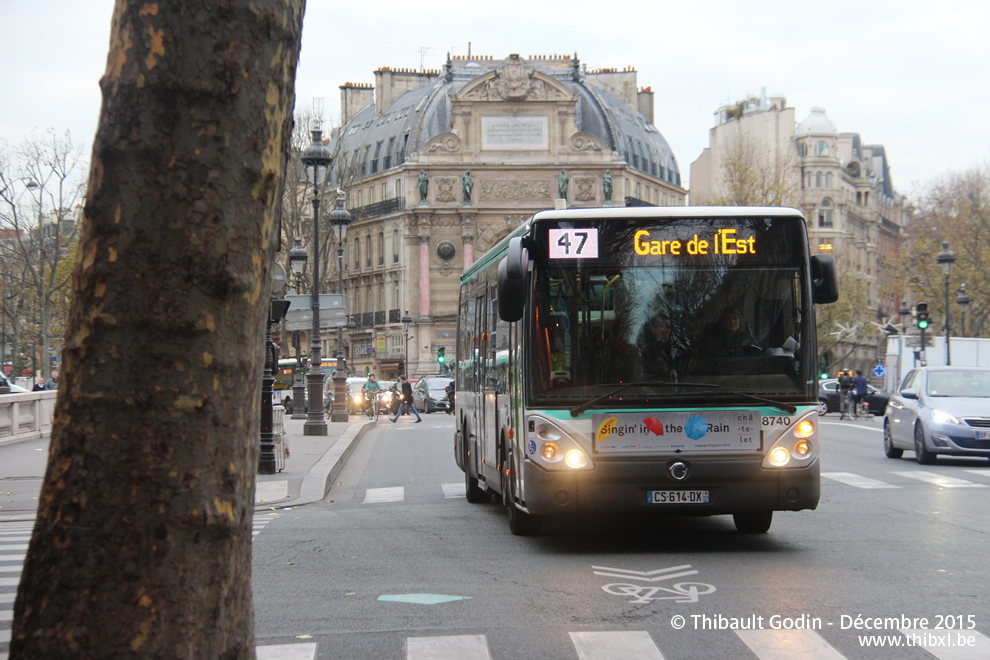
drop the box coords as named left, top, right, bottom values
left=648, top=490, right=710, bottom=504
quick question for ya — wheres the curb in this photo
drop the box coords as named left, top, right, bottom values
left=295, top=420, right=375, bottom=506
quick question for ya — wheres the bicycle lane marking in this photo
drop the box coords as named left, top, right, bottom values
left=594, top=564, right=717, bottom=605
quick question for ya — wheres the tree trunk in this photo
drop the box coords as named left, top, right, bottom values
left=11, top=1, right=304, bottom=657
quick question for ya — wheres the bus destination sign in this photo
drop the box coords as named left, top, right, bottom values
left=592, top=411, right=760, bottom=454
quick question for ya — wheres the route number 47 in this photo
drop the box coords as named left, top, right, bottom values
left=549, top=228, right=599, bottom=259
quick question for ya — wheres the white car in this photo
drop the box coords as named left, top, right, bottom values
left=883, top=366, right=990, bottom=464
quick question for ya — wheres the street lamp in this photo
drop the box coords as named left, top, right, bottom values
left=401, top=311, right=412, bottom=377
left=956, top=283, right=970, bottom=339
left=300, top=123, right=332, bottom=435
left=936, top=240, right=956, bottom=365
left=288, top=237, right=308, bottom=419
left=328, top=191, right=351, bottom=422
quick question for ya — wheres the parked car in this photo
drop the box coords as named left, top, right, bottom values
left=0, top=373, right=29, bottom=394
left=883, top=366, right=990, bottom=464
left=412, top=376, right=453, bottom=413
left=817, top=378, right=890, bottom=416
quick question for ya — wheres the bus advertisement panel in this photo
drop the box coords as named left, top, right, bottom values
left=454, top=207, right=838, bottom=535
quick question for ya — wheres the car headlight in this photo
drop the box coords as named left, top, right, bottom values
left=930, top=409, right=961, bottom=425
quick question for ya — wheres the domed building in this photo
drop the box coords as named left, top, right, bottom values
left=323, top=53, right=686, bottom=379
left=689, top=95, right=911, bottom=376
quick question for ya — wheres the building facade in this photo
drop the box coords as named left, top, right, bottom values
left=690, top=94, right=911, bottom=372
left=322, top=53, right=686, bottom=379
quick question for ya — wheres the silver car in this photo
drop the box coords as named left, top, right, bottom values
left=883, top=366, right=990, bottom=464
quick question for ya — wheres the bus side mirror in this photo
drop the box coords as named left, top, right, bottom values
left=811, top=254, right=838, bottom=304
left=497, top=237, right=528, bottom=322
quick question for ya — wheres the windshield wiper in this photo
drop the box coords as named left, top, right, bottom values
left=570, top=381, right=717, bottom=417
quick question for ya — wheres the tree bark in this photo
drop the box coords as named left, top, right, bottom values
left=11, top=1, right=304, bottom=657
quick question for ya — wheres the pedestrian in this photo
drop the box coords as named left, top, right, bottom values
left=852, top=370, right=868, bottom=418
left=44, top=371, right=59, bottom=390
left=837, top=369, right=853, bottom=419
left=390, top=375, right=422, bottom=423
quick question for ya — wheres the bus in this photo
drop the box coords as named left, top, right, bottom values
left=454, top=207, right=838, bottom=535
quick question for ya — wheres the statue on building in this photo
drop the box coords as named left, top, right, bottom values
left=418, top=170, right=429, bottom=205
left=462, top=170, right=473, bottom=204
left=603, top=169, right=613, bottom=203
left=558, top=169, right=569, bottom=199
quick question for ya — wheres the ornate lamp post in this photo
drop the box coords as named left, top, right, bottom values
left=328, top=192, right=351, bottom=422
left=956, top=283, right=970, bottom=339
left=402, top=311, right=412, bottom=377
left=936, top=240, right=956, bottom=365
left=300, top=123, right=332, bottom=435
left=288, top=237, right=308, bottom=419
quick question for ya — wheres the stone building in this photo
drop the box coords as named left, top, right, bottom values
left=323, top=53, right=686, bottom=379
left=689, top=94, right=911, bottom=372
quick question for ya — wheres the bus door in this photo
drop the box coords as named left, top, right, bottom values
left=472, top=292, right=488, bottom=476
left=482, top=283, right=500, bottom=485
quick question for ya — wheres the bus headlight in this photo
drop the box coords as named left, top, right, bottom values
left=769, top=447, right=791, bottom=466
left=565, top=449, right=589, bottom=469
left=762, top=413, right=819, bottom=469
left=542, top=442, right=559, bottom=461
left=528, top=416, right=594, bottom=471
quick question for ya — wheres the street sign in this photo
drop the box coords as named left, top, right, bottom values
left=271, top=262, right=286, bottom=295
left=283, top=294, right=348, bottom=331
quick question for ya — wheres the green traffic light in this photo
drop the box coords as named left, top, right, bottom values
left=820, top=372, right=829, bottom=380
left=918, top=320, right=929, bottom=329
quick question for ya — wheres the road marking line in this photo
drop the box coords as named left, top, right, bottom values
left=0, top=545, right=28, bottom=552
left=570, top=631, right=665, bottom=659
left=963, top=469, right=990, bottom=479
left=899, top=629, right=990, bottom=659
left=441, top=482, right=465, bottom=499
left=364, top=487, right=404, bottom=503
left=735, top=628, right=845, bottom=659
left=255, top=642, right=317, bottom=660
left=822, top=472, right=899, bottom=489
left=890, top=471, right=987, bottom=488
left=407, top=634, right=490, bottom=660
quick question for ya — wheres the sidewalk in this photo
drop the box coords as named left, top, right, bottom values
left=254, top=415, right=374, bottom=511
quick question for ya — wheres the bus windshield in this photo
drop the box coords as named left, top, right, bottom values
left=527, top=215, right=815, bottom=407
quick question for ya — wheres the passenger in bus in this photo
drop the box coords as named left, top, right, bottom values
left=704, top=306, right=761, bottom=356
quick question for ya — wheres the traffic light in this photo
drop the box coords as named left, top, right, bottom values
left=819, top=354, right=830, bottom=379
left=915, top=302, right=929, bottom=329
left=437, top=346, right=445, bottom=364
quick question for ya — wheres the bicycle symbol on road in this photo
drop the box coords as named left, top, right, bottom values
left=594, top=564, right=716, bottom=604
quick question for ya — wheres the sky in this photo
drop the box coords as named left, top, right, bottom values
left=2, top=0, right=988, bottom=197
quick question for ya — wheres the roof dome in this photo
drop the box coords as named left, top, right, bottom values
left=796, top=107, right=837, bottom=136
left=332, top=55, right=680, bottom=186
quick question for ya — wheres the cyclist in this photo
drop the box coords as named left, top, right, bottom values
left=361, top=373, right=381, bottom=416
left=837, top=369, right=853, bottom=420
left=851, top=370, right=869, bottom=419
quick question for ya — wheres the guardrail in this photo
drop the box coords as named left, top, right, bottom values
left=0, top=391, right=57, bottom=446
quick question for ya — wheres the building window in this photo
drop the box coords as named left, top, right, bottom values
left=378, top=232, right=384, bottom=265
left=382, top=182, right=387, bottom=201
left=393, top=229, right=399, bottom=263
left=384, top=137, right=395, bottom=170
left=371, top=141, right=382, bottom=174
left=800, top=143, right=808, bottom=157
left=369, top=186, right=375, bottom=204
left=815, top=140, right=829, bottom=156
left=825, top=172, right=832, bottom=188
left=818, top=198, right=834, bottom=228
left=355, top=239, right=360, bottom=269
left=394, top=179, right=402, bottom=199
left=365, top=236, right=372, bottom=267
left=815, top=172, right=822, bottom=187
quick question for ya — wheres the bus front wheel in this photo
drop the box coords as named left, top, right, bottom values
left=733, top=511, right=772, bottom=534
left=503, top=451, right=541, bottom=536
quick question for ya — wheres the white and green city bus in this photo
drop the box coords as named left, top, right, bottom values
left=454, top=207, right=838, bottom=535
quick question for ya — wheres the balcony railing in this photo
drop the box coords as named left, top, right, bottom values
left=350, top=197, right=406, bottom=222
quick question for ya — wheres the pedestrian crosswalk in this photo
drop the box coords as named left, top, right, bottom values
left=823, top=468, right=990, bottom=490
left=259, top=627, right=990, bottom=659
